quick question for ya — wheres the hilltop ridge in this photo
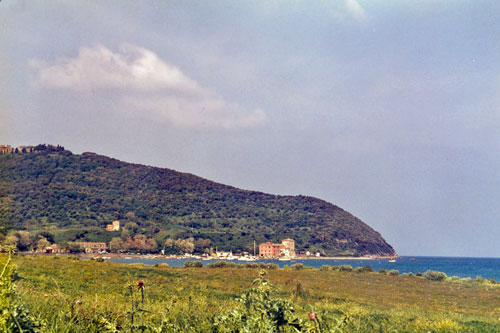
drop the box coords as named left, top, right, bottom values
left=0, top=144, right=396, bottom=257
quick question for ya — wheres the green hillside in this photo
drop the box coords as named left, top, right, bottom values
left=0, top=144, right=396, bottom=256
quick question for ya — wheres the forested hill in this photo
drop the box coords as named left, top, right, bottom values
left=0, top=145, right=396, bottom=257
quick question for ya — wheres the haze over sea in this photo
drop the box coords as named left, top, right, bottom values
left=109, top=256, right=500, bottom=282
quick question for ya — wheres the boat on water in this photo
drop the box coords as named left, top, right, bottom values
left=278, top=257, right=291, bottom=261
left=388, top=258, right=396, bottom=263
left=238, top=256, right=257, bottom=261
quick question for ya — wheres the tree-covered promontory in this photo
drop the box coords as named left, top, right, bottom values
left=0, top=145, right=396, bottom=256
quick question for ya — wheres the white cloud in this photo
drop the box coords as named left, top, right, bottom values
left=29, top=44, right=265, bottom=129
left=124, top=95, right=266, bottom=130
left=345, top=0, right=366, bottom=22
left=326, top=0, right=367, bottom=23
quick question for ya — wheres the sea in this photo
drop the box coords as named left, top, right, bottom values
left=108, top=256, right=500, bottom=281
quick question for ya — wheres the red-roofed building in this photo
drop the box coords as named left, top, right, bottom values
left=258, top=239, right=295, bottom=258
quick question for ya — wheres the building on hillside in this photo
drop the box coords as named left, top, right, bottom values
left=106, top=220, right=120, bottom=231
left=0, top=144, right=62, bottom=155
left=17, top=146, right=35, bottom=153
left=258, top=238, right=296, bottom=258
left=45, top=244, right=67, bottom=254
left=74, top=241, right=107, bottom=253
left=0, top=145, right=14, bottom=154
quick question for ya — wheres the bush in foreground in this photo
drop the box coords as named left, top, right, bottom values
left=291, top=263, right=304, bottom=270
left=184, top=261, right=203, bottom=268
left=354, top=265, right=374, bottom=273
left=388, top=270, right=399, bottom=276
left=424, top=270, right=447, bottom=281
left=339, top=265, right=353, bottom=272
left=207, top=261, right=236, bottom=268
left=260, top=263, right=279, bottom=270
left=0, top=250, right=42, bottom=331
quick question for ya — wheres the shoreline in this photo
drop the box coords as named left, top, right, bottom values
left=18, top=252, right=395, bottom=261
left=82, top=254, right=391, bottom=261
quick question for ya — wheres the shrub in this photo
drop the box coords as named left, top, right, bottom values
left=294, top=281, right=305, bottom=297
left=243, top=263, right=260, bottom=269
left=320, top=265, right=331, bottom=271
left=424, top=270, right=447, bottom=281
left=184, top=261, right=203, bottom=268
left=378, top=268, right=387, bottom=274
left=0, top=250, right=43, bottom=331
left=212, top=271, right=305, bottom=332
left=207, top=261, right=236, bottom=268
left=474, top=276, right=485, bottom=284
left=354, top=265, right=374, bottom=273
left=388, top=270, right=399, bottom=276
left=154, top=263, right=169, bottom=268
left=291, top=263, right=304, bottom=270
left=330, top=265, right=340, bottom=271
left=263, top=263, right=278, bottom=270
left=338, top=265, right=353, bottom=272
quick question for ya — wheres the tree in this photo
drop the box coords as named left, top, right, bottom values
left=124, top=222, right=139, bottom=234
left=123, top=235, right=157, bottom=253
left=175, top=238, right=194, bottom=254
left=37, top=231, right=55, bottom=244
left=145, top=237, right=158, bottom=253
left=109, top=237, right=124, bottom=252
left=0, top=197, right=11, bottom=235
left=194, top=238, right=211, bottom=254
left=15, top=231, right=32, bottom=251
left=67, top=242, right=84, bottom=253
left=3, top=235, right=18, bottom=248
left=163, top=238, right=194, bottom=254
left=36, top=238, right=50, bottom=252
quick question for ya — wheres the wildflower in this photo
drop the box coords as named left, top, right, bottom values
left=309, top=312, right=316, bottom=321
left=138, top=280, right=144, bottom=289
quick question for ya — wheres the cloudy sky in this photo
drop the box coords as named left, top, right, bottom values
left=2, top=1, right=500, bottom=257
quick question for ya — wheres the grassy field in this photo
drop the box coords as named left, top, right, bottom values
left=3, top=254, right=500, bottom=332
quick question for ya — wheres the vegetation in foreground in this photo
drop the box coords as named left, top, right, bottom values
left=2, top=254, right=500, bottom=332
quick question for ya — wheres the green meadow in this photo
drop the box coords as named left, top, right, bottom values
left=3, top=254, right=500, bottom=332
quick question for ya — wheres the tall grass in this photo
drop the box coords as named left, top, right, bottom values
left=5, top=254, right=500, bottom=332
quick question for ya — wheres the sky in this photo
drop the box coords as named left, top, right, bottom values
left=2, top=0, right=500, bottom=257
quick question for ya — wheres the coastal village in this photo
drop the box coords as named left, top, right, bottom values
left=3, top=217, right=310, bottom=259
left=9, top=223, right=302, bottom=260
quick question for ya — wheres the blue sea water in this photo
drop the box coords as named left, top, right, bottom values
left=108, top=256, right=500, bottom=281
